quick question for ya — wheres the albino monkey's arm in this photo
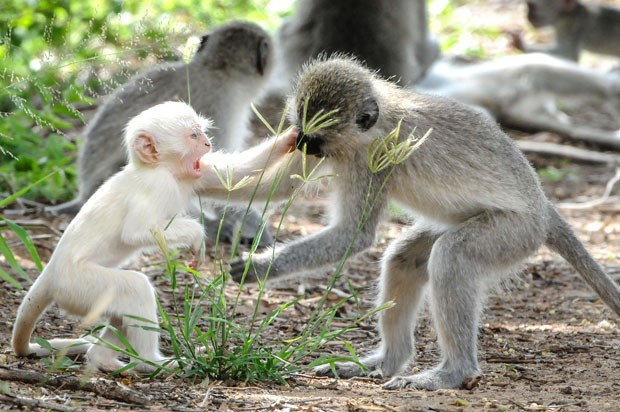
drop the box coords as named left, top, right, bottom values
left=120, top=202, right=204, bottom=252
left=198, top=129, right=323, bottom=201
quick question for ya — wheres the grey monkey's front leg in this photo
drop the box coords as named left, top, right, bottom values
left=230, top=221, right=378, bottom=283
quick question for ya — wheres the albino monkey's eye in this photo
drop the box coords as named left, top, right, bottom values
left=190, top=127, right=203, bottom=139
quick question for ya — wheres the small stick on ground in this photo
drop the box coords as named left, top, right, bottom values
left=0, top=394, right=78, bottom=412
left=0, top=366, right=150, bottom=406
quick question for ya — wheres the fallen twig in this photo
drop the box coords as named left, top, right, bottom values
left=558, top=167, right=620, bottom=209
left=0, top=394, right=77, bottom=412
left=517, top=141, right=620, bottom=164
left=0, top=366, right=150, bottom=405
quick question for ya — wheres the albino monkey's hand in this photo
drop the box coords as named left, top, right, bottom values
left=273, top=128, right=298, bottom=155
left=189, top=241, right=206, bottom=270
left=229, top=253, right=275, bottom=284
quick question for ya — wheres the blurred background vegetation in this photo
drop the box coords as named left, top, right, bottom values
left=1, top=0, right=504, bottom=202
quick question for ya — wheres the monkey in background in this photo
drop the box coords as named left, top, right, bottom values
left=12, top=101, right=297, bottom=373
left=49, top=21, right=275, bottom=246
left=272, top=0, right=438, bottom=90
left=516, top=0, right=620, bottom=61
left=230, top=57, right=620, bottom=390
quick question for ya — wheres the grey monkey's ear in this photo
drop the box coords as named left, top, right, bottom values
left=257, top=38, right=269, bottom=76
left=355, top=97, right=379, bottom=131
left=197, top=34, right=209, bottom=53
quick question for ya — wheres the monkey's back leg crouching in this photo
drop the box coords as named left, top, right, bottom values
left=78, top=265, right=173, bottom=372
left=383, top=210, right=546, bottom=390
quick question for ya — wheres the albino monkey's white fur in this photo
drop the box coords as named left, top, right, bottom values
left=11, top=101, right=297, bottom=372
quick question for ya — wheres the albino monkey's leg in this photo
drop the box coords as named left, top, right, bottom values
left=77, top=265, right=171, bottom=372
left=316, top=224, right=439, bottom=378
left=384, top=211, right=546, bottom=390
left=86, top=320, right=127, bottom=372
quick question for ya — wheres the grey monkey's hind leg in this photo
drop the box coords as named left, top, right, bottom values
left=384, top=211, right=545, bottom=390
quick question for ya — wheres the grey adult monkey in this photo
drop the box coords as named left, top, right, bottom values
left=230, top=57, right=620, bottom=390
left=272, top=0, right=438, bottom=89
left=49, top=21, right=275, bottom=246
left=517, top=0, right=620, bottom=61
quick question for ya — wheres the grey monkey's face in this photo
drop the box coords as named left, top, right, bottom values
left=195, top=21, right=272, bottom=77
left=292, top=59, right=380, bottom=158
left=526, top=1, right=560, bottom=27
left=295, top=96, right=379, bottom=157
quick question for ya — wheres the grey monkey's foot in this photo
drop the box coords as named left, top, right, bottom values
left=229, top=257, right=257, bottom=283
left=205, top=206, right=274, bottom=247
left=382, top=367, right=481, bottom=390
left=315, top=361, right=366, bottom=378
left=315, top=354, right=384, bottom=379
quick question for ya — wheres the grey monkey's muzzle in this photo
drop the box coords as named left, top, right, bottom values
left=295, top=131, right=325, bottom=157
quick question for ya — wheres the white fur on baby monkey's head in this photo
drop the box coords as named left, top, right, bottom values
left=124, top=101, right=212, bottom=163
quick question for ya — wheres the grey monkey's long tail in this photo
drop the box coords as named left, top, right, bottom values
left=545, top=206, right=620, bottom=317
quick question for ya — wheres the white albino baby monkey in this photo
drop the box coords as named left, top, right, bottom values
left=11, top=101, right=297, bottom=372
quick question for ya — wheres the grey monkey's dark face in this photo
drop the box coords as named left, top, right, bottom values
left=295, top=131, right=326, bottom=157
left=526, top=1, right=558, bottom=27
left=292, top=59, right=380, bottom=158
left=296, top=97, right=379, bottom=157
left=295, top=95, right=379, bottom=157
left=195, top=21, right=272, bottom=77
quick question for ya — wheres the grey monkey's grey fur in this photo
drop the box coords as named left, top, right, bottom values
left=522, top=0, right=620, bottom=60
left=49, top=21, right=274, bottom=245
left=230, top=57, right=620, bottom=390
left=272, top=0, right=438, bottom=89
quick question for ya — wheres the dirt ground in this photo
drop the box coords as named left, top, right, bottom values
left=2, top=2, right=620, bottom=411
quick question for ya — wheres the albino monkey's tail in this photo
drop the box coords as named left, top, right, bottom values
left=11, top=276, right=92, bottom=357
left=545, top=206, right=620, bottom=317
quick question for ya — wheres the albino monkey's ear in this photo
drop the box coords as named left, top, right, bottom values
left=133, top=133, right=159, bottom=164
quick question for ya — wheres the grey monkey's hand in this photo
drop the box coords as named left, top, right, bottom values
left=229, top=255, right=275, bottom=284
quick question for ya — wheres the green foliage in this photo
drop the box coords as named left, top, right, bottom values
left=0, top=172, right=51, bottom=287
left=538, top=164, right=579, bottom=183
left=429, top=0, right=505, bottom=58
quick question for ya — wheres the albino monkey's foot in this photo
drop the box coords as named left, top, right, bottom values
left=88, top=348, right=177, bottom=374
left=382, top=366, right=481, bottom=390
left=87, top=352, right=127, bottom=373
left=133, top=357, right=178, bottom=373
